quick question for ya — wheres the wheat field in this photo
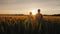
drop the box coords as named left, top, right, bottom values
left=0, top=15, right=60, bottom=34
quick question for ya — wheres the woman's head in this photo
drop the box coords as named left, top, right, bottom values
left=29, top=12, right=32, bottom=15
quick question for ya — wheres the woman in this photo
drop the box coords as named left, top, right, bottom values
left=24, top=12, right=35, bottom=33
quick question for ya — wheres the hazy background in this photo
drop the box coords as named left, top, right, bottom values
left=0, top=0, right=60, bottom=15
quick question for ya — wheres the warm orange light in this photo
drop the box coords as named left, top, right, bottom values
left=31, top=10, right=36, bottom=15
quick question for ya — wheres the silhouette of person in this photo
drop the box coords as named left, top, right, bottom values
left=35, top=9, right=43, bottom=32
left=36, top=9, right=43, bottom=22
left=24, top=12, right=34, bottom=33
left=25, top=12, right=34, bottom=23
left=29, top=12, right=34, bottom=20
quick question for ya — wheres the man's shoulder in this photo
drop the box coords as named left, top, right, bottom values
left=41, top=14, right=42, bottom=15
left=37, top=13, right=42, bottom=15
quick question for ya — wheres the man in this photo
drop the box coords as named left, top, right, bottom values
left=35, top=9, right=43, bottom=33
left=36, top=9, right=43, bottom=23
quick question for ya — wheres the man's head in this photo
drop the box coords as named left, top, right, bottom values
left=38, top=9, right=41, bottom=13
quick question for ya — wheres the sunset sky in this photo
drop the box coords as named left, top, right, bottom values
left=0, top=0, right=60, bottom=15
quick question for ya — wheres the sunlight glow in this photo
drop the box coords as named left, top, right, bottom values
left=31, top=10, right=37, bottom=15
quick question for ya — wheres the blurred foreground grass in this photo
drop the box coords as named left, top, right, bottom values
left=0, top=15, right=60, bottom=34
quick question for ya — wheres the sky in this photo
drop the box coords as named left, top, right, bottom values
left=0, top=0, right=60, bottom=15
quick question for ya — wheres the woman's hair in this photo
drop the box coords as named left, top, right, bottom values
left=29, top=12, right=32, bottom=15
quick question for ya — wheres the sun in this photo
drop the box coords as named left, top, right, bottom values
left=31, top=10, right=36, bottom=15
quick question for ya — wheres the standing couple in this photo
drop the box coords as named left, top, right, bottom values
left=28, top=9, right=43, bottom=24
left=24, top=9, right=43, bottom=32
